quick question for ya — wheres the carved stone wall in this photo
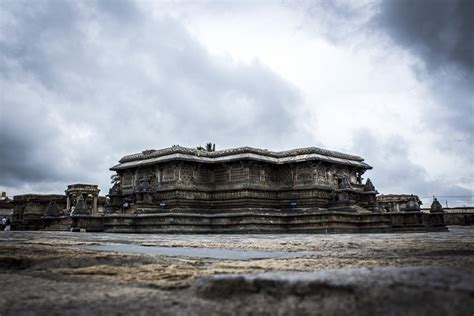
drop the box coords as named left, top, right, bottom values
left=109, top=158, right=371, bottom=213
left=13, top=194, right=67, bottom=221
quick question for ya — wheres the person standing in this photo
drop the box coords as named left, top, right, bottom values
left=4, top=217, right=11, bottom=231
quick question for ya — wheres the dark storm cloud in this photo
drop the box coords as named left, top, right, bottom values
left=297, top=0, right=473, bottom=147
left=297, top=0, right=472, bottom=198
left=373, top=0, right=473, bottom=75
left=300, top=0, right=473, bottom=74
left=0, top=1, right=79, bottom=85
left=0, top=0, right=305, bottom=194
left=372, top=0, right=473, bottom=156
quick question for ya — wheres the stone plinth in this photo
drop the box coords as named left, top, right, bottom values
left=70, top=210, right=447, bottom=233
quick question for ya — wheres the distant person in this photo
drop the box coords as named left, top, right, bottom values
left=4, top=217, right=11, bottom=231
left=1, top=216, right=6, bottom=230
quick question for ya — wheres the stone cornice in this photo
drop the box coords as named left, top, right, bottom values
left=111, top=146, right=372, bottom=171
left=119, top=146, right=365, bottom=163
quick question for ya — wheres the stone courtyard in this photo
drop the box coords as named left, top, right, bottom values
left=1, top=227, right=473, bottom=315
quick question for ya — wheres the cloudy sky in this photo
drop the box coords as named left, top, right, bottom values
left=1, top=0, right=472, bottom=206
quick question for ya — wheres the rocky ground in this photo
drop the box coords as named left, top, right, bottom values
left=0, top=227, right=473, bottom=315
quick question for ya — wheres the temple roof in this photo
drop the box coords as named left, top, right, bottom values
left=110, top=145, right=372, bottom=171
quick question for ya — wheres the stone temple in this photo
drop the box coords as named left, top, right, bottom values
left=108, top=145, right=378, bottom=214
left=10, top=145, right=447, bottom=233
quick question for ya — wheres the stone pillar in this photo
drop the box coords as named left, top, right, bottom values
left=66, top=196, right=71, bottom=211
left=93, top=196, right=98, bottom=214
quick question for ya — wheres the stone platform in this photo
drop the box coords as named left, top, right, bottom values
left=1, top=228, right=472, bottom=315
left=63, top=210, right=446, bottom=233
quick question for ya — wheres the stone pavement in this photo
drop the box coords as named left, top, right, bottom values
left=1, top=227, right=473, bottom=315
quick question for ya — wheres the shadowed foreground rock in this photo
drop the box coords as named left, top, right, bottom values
left=1, top=229, right=473, bottom=315
left=194, top=267, right=474, bottom=316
